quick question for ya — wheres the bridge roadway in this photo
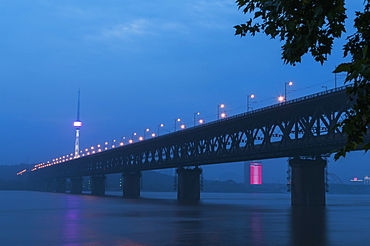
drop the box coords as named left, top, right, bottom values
left=28, top=86, right=353, bottom=206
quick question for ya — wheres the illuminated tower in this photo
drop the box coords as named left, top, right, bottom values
left=249, top=162, right=262, bottom=185
left=73, top=89, right=82, bottom=158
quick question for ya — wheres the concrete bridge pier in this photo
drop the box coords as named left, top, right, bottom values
left=55, top=178, right=67, bottom=193
left=33, top=180, right=53, bottom=192
left=43, top=180, right=54, bottom=192
left=91, top=175, right=106, bottom=195
left=122, top=171, right=141, bottom=198
left=289, top=157, right=327, bottom=206
left=70, top=177, right=84, bottom=194
left=176, top=166, right=202, bottom=200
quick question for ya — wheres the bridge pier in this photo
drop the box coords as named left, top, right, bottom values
left=122, top=171, right=142, bottom=198
left=55, top=178, right=67, bottom=193
left=70, top=177, right=84, bottom=194
left=289, top=157, right=327, bottom=206
left=44, top=180, right=54, bottom=192
left=176, top=166, right=202, bottom=200
left=90, top=175, right=106, bottom=195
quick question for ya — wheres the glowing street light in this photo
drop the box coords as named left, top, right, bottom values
left=180, top=124, right=186, bottom=129
left=247, top=94, right=255, bottom=112
left=218, top=104, right=225, bottom=120
left=194, top=112, right=200, bottom=126
left=198, top=119, right=204, bottom=124
left=120, top=137, right=126, bottom=146
left=220, top=112, right=227, bottom=118
left=144, top=128, right=150, bottom=139
left=174, top=118, right=181, bottom=131
left=278, top=96, right=285, bottom=103
left=158, top=123, right=164, bottom=136
left=285, top=81, right=293, bottom=101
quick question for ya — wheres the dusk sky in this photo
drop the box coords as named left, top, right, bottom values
left=1, top=1, right=368, bottom=183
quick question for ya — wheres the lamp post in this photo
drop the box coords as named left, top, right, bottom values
left=130, top=132, right=137, bottom=143
left=194, top=112, right=200, bottom=126
left=119, top=137, right=125, bottom=146
left=247, top=94, right=255, bottom=112
left=144, top=128, right=150, bottom=139
left=158, top=124, right=164, bottom=136
left=285, top=81, right=293, bottom=101
left=218, top=104, right=225, bottom=120
left=174, top=118, right=181, bottom=131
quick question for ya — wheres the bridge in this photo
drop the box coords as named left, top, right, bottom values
left=24, top=85, right=353, bottom=206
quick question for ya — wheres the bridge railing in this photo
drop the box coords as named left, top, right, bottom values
left=190, top=84, right=351, bottom=129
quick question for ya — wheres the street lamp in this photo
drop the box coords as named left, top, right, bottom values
left=180, top=124, right=186, bottom=129
left=130, top=133, right=137, bottom=143
left=158, top=123, right=164, bottom=136
left=218, top=104, right=225, bottom=119
left=278, top=96, right=285, bottom=103
left=144, top=128, right=150, bottom=139
left=198, top=119, right=204, bottom=124
left=194, top=112, right=200, bottom=126
left=247, top=94, right=255, bottom=112
left=285, top=81, right=293, bottom=101
left=120, top=137, right=126, bottom=146
left=174, top=118, right=181, bottom=131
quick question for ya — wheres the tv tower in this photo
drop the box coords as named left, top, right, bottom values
left=73, top=89, right=82, bottom=158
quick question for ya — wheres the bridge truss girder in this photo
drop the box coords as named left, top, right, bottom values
left=32, top=89, right=351, bottom=179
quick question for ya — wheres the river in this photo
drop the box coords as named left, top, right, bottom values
left=0, top=191, right=369, bottom=245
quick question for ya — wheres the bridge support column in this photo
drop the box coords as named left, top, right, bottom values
left=122, top=171, right=141, bottom=198
left=35, top=179, right=53, bottom=192
left=70, top=177, right=84, bottom=194
left=43, top=180, right=54, bottom=192
left=55, top=178, right=67, bottom=193
left=91, top=175, right=106, bottom=195
left=176, top=166, right=202, bottom=200
left=289, top=157, right=327, bottom=206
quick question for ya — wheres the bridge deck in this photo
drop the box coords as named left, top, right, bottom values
left=30, top=86, right=352, bottom=179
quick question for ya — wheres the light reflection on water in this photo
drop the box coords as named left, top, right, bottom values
left=0, top=191, right=370, bottom=246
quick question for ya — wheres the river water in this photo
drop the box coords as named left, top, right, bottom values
left=1, top=191, right=369, bottom=246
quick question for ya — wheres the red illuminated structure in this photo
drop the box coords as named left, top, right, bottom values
left=250, top=162, right=262, bottom=185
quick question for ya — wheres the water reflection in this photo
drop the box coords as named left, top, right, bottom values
left=175, top=207, right=204, bottom=245
left=291, top=206, right=327, bottom=246
left=250, top=211, right=265, bottom=246
left=63, top=196, right=81, bottom=242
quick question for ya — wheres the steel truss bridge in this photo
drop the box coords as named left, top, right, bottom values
left=31, top=86, right=352, bottom=179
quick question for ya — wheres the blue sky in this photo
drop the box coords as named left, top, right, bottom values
left=0, top=0, right=368, bottom=183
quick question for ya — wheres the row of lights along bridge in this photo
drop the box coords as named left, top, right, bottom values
left=22, top=82, right=294, bottom=173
